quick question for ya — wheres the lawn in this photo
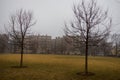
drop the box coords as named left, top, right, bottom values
left=0, top=54, right=120, bottom=80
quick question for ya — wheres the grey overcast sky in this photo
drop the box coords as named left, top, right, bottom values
left=0, top=0, right=120, bottom=38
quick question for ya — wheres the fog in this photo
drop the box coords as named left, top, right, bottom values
left=0, top=0, right=120, bottom=38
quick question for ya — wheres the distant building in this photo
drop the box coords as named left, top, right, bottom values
left=0, top=34, right=9, bottom=53
left=6, top=34, right=113, bottom=56
left=38, top=35, right=52, bottom=53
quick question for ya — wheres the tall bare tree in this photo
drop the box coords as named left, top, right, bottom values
left=7, top=9, right=36, bottom=67
left=64, top=0, right=112, bottom=75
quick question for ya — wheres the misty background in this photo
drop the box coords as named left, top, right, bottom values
left=0, top=0, right=120, bottom=38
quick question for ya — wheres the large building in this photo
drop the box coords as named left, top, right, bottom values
left=10, top=34, right=52, bottom=54
left=7, top=34, right=114, bottom=56
left=0, top=34, right=9, bottom=53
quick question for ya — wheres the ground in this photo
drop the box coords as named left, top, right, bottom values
left=0, top=54, right=120, bottom=80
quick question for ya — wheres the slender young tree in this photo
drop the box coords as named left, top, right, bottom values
left=7, top=9, right=36, bottom=67
left=64, top=0, right=112, bottom=75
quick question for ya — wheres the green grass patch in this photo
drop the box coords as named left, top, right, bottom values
left=0, top=54, right=120, bottom=80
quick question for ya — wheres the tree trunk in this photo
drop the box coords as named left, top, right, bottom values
left=85, top=27, right=89, bottom=74
left=85, top=39, right=88, bottom=74
left=20, top=40, right=24, bottom=67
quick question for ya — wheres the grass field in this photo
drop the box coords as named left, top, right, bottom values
left=0, top=54, right=120, bottom=80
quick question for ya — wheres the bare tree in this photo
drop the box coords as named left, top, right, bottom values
left=64, top=0, right=112, bottom=75
left=7, top=9, right=36, bottom=67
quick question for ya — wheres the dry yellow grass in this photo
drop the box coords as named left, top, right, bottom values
left=0, top=54, right=120, bottom=80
